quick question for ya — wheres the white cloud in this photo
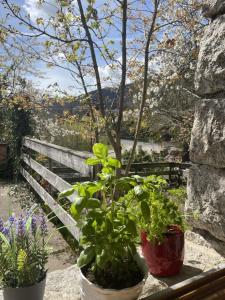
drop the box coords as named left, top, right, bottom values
left=98, top=64, right=121, bottom=87
left=98, top=57, right=132, bottom=88
left=23, top=0, right=58, bottom=21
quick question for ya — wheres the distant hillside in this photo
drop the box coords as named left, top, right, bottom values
left=50, top=85, right=134, bottom=115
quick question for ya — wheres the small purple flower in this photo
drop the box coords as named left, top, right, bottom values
left=40, top=214, right=48, bottom=236
left=3, top=227, right=9, bottom=237
left=31, top=216, right=37, bottom=236
left=8, top=215, right=15, bottom=225
left=25, top=211, right=31, bottom=222
left=16, top=215, right=26, bottom=238
left=0, top=218, right=4, bottom=233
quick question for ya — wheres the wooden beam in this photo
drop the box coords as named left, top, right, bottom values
left=178, top=275, right=225, bottom=299
left=21, top=167, right=80, bottom=241
left=122, top=162, right=191, bottom=172
left=22, top=154, right=76, bottom=202
left=23, top=137, right=93, bottom=177
left=140, top=264, right=225, bottom=300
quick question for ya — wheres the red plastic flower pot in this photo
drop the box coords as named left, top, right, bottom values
left=141, top=225, right=184, bottom=277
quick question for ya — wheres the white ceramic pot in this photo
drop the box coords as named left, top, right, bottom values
left=79, top=255, right=148, bottom=300
left=3, top=276, right=46, bottom=300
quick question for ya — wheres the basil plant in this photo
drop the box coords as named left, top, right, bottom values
left=59, top=143, right=142, bottom=288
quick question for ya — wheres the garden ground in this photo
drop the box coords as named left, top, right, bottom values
left=0, top=181, right=225, bottom=299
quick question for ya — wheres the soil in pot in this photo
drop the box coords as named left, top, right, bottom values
left=3, top=276, right=46, bottom=300
left=141, top=225, right=184, bottom=277
left=82, top=258, right=144, bottom=290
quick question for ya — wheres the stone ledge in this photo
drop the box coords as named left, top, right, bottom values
left=1, top=235, right=225, bottom=300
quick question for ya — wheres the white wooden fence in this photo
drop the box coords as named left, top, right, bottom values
left=20, top=137, right=93, bottom=240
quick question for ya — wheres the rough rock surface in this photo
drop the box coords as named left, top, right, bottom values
left=190, top=99, right=225, bottom=168
left=186, top=164, right=225, bottom=243
left=202, top=0, right=225, bottom=18
left=195, top=15, right=225, bottom=96
left=44, top=266, right=81, bottom=299
left=1, top=232, right=225, bottom=300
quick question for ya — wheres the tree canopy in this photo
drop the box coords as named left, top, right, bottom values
left=0, top=0, right=205, bottom=169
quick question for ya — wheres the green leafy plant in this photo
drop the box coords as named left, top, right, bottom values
left=0, top=212, right=48, bottom=288
left=59, top=143, right=144, bottom=289
left=124, top=175, right=186, bottom=242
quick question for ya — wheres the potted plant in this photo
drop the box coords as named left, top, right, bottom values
left=128, top=175, right=185, bottom=277
left=60, top=143, right=148, bottom=300
left=0, top=212, right=49, bottom=300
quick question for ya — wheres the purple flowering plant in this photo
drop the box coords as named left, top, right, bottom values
left=0, top=212, right=48, bottom=288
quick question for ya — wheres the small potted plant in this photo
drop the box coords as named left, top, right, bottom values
left=0, top=212, right=48, bottom=300
left=129, top=175, right=185, bottom=277
left=60, top=143, right=148, bottom=300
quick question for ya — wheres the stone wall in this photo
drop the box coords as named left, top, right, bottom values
left=186, top=0, right=225, bottom=248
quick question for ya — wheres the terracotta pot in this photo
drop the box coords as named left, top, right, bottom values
left=141, top=225, right=184, bottom=277
left=3, top=276, right=46, bottom=300
left=79, top=254, right=148, bottom=300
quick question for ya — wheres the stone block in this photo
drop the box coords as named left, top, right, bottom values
left=186, top=164, right=225, bottom=243
left=190, top=99, right=225, bottom=168
left=195, top=15, right=225, bottom=96
left=202, top=0, right=225, bottom=18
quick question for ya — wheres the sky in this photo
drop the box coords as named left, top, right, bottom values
left=1, top=0, right=126, bottom=94
left=1, top=0, right=158, bottom=94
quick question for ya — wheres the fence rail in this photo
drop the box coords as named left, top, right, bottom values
left=23, top=137, right=92, bottom=177
left=21, top=137, right=89, bottom=240
left=122, top=161, right=190, bottom=183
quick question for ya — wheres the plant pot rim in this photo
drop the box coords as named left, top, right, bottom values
left=79, top=256, right=148, bottom=293
left=3, top=273, right=47, bottom=291
left=142, top=224, right=184, bottom=240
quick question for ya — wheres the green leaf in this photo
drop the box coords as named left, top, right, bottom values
left=82, top=221, right=95, bottom=236
left=67, top=53, right=78, bottom=62
left=72, top=42, right=81, bottom=52
left=127, top=219, right=137, bottom=235
left=58, top=188, right=75, bottom=199
left=86, top=157, right=101, bottom=165
left=132, top=175, right=144, bottom=183
left=93, top=143, right=108, bottom=159
left=103, top=218, right=113, bottom=234
left=101, top=167, right=113, bottom=174
left=60, top=0, right=69, bottom=6
left=87, top=183, right=102, bottom=196
left=75, top=197, right=87, bottom=212
left=115, top=177, right=137, bottom=192
left=77, top=247, right=95, bottom=268
left=36, top=17, right=44, bottom=25
left=70, top=203, right=79, bottom=220
left=25, top=215, right=32, bottom=232
left=86, top=198, right=101, bottom=208
left=0, top=233, right=10, bottom=247
left=70, top=197, right=87, bottom=219
left=96, top=249, right=108, bottom=269
left=134, top=185, right=143, bottom=196
left=108, top=157, right=121, bottom=168
left=141, top=201, right=150, bottom=223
